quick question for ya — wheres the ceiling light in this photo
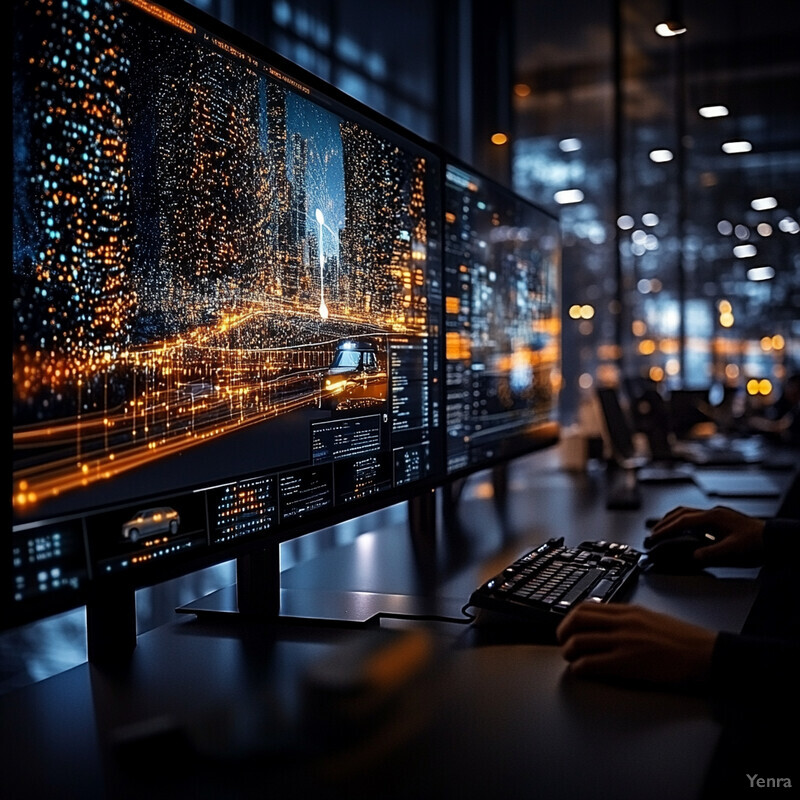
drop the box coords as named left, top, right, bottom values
left=778, top=217, right=799, bottom=234
left=722, top=140, right=752, bottom=154
left=698, top=105, right=728, bottom=118
left=747, top=266, right=775, bottom=281
left=655, top=20, right=686, bottom=37
left=617, top=215, right=634, bottom=230
left=733, top=244, right=757, bottom=258
left=559, top=137, right=582, bottom=152
left=649, top=149, right=673, bottom=163
left=751, top=196, right=777, bottom=211
left=554, top=189, right=584, bottom=205
left=757, top=223, right=773, bottom=237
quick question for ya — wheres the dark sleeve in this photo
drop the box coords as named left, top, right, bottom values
left=705, top=632, right=798, bottom=786
left=709, top=630, right=800, bottom=717
left=712, top=630, right=798, bottom=686
left=704, top=519, right=800, bottom=773
left=762, top=516, right=800, bottom=564
left=709, top=520, right=800, bottom=711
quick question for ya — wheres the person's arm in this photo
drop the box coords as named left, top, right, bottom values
left=709, top=630, right=800, bottom=714
left=761, top=516, right=800, bottom=564
left=557, top=510, right=800, bottom=690
left=556, top=602, right=800, bottom=696
left=556, top=603, right=716, bottom=687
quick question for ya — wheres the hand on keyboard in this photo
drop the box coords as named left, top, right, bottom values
left=556, top=603, right=716, bottom=686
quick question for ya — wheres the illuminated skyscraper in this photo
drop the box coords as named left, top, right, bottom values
left=141, top=45, right=268, bottom=326
left=339, top=122, right=430, bottom=331
left=265, top=82, right=294, bottom=295
left=13, top=0, right=133, bottom=410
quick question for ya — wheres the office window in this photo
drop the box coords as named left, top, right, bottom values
left=512, top=0, right=800, bottom=419
left=511, top=0, right=616, bottom=421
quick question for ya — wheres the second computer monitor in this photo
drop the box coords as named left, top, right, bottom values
left=443, top=163, right=561, bottom=476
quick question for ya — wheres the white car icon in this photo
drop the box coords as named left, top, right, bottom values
left=121, top=507, right=180, bottom=543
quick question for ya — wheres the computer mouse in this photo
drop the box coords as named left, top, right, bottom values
left=641, top=529, right=716, bottom=574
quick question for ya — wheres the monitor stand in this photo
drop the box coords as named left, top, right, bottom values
left=86, top=583, right=138, bottom=664
left=605, top=463, right=642, bottom=509
left=176, top=489, right=464, bottom=628
left=83, top=474, right=508, bottom=662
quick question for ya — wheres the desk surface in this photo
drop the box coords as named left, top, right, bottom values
left=3, top=452, right=797, bottom=800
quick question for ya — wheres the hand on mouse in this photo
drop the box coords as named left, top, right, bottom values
left=648, top=505, right=766, bottom=567
left=556, top=602, right=716, bottom=686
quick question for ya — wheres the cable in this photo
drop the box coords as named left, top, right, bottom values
left=374, top=606, right=476, bottom=625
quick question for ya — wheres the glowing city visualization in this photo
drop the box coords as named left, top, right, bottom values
left=13, top=0, right=436, bottom=521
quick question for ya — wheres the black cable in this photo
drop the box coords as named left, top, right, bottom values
left=374, top=606, right=476, bottom=625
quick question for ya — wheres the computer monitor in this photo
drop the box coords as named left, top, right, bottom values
left=10, top=0, right=444, bottom=651
left=442, top=162, right=561, bottom=479
left=622, top=378, right=675, bottom=463
left=595, top=386, right=647, bottom=468
left=668, top=388, right=715, bottom=438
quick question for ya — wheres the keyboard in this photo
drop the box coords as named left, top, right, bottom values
left=671, top=436, right=764, bottom=466
left=467, top=538, right=642, bottom=633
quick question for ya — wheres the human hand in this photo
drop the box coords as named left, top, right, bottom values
left=556, top=602, right=716, bottom=686
left=647, top=505, right=766, bottom=567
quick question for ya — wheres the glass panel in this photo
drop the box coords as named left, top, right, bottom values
left=513, top=0, right=800, bottom=420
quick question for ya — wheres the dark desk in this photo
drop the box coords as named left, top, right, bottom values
left=3, top=451, right=797, bottom=800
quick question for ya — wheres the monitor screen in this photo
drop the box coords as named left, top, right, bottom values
left=442, top=163, right=561, bottom=475
left=10, top=0, right=443, bottom=626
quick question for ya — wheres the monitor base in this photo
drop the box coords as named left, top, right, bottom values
left=176, top=584, right=463, bottom=627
